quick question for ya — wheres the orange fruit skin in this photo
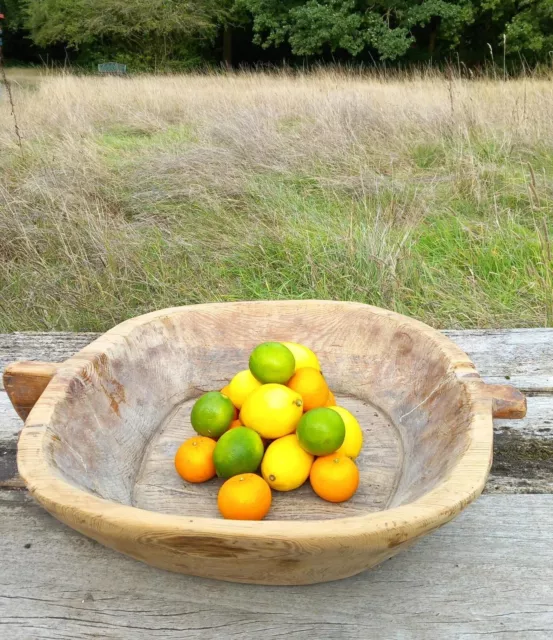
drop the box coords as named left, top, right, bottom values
left=287, top=367, right=329, bottom=412
left=221, top=386, right=238, bottom=419
left=174, top=436, right=217, bottom=483
left=310, top=455, right=359, bottom=503
left=217, top=473, right=272, bottom=520
left=325, top=390, right=337, bottom=407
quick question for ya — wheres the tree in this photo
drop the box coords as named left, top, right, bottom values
left=481, top=0, right=553, bottom=59
left=1, top=1, right=30, bottom=60
left=2, top=0, right=25, bottom=31
left=8, top=0, right=553, bottom=68
left=23, top=0, right=229, bottom=66
left=238, top=0, right=475, bottom=60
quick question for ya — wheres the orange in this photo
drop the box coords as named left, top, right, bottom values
left=221, top=386, right=238, bottom=420
left=310, top=455, right=359, bottom=503
left=217, top=473, right=272, bottom=520
left=287, top=367, right=329, bottom=411
left=174, top=436, right=217, bottom=483
left=326, top=390, right=337, bottom=407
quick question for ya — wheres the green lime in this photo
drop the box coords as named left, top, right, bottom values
left=213, top=427, right=265, bottom=478
left=296, top=407, right=346, bottom=456
left=249, top=342, right=295, bottom=384
left=190, top=391, right=234, bottom=438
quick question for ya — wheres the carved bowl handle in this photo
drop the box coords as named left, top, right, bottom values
left=3, top=361, right=61, bottom=421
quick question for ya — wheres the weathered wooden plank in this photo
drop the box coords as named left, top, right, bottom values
left=0, top=333, right=97, bottom=390
left=2, top=390, right=553, bottom=493
left=0, top=390, right=20, bottom=444
left=445, top=328, right=553, bottom=391
left=0, top=491, right=552, bottom=639
left=1, top=329, right=552, bottom=495
left=1, top=328, right=552, bottom=391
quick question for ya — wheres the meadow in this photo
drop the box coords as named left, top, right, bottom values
left=1, top=70, right=552, bottom=331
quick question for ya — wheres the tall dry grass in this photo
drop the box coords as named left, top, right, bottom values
left=1, top=70, right=552, bottom=330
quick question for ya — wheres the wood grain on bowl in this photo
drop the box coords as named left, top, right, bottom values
left=5, top=301, right=526, bottom=584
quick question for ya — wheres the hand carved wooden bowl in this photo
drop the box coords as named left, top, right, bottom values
left=5, top=301, right=526, bottom=585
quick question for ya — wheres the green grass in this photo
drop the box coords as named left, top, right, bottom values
left=1, top=72, right=552, bottom=331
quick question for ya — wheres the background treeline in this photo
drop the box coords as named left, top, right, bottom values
left=2, top=0, right=553, bottom=70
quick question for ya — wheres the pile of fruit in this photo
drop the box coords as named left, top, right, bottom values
left=174, top=341, right=363, bottom=520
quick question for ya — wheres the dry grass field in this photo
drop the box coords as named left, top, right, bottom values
left=1, top=70, right=552, bottom=331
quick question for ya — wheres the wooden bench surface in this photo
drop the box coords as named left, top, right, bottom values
left=1, top=330, right=553, bottom=638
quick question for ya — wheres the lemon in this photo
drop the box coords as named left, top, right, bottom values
left=329, top=406, right=363, bottom=459
left=227, top=369, right=263, bottom=409
left=190, top=391, right=235, bottom=438
left=249, top=342, right=295, bottom=384
left=261, top=434, right=314, bottom=491
left=281, top=342, right=321, bottom=372
left=213, top=427, right=264, bottom=479
left=296, top=407, right=345, bottom=456
left=240, top=383, right=303, bottom=439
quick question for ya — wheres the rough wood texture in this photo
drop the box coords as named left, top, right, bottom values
left=2, top=328, right=550, bottom=388
left=445, top=328, right=553, bottom=391
left=2, top=330, right=549, bottom=446
left=7, top=301, right=515, bottom=584
left=487, top=383, right=527, bottom=419
left=0, top=332, right=96, bottom=390
left=3, top=361, right=60, bottom=420
left=1, top=490, right=552, bottom=639
left=3, top=390, right=551, bottom=493
left=0, top=391, right=21, bottom=444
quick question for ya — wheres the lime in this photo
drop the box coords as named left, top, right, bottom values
left=296, top=407, right=345, bottom=456
left=249, top=342, right=295, bottom=384
left=240, top=383, right=303, bottom=439
left=281, top=342, right=321, bottom=372
left=190, top=391, right=235, bottom=438
left=213, top=427, right=265, bottom=478
left=261, top=434, right=314, bottom=491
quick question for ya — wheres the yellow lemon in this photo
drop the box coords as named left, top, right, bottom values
left=240, top=384, right=303, bottom=439
left=329, top=406, right=363, bottom=459
left=227, top=369, right=263, bottom=409
left=281, top=342, right=321, bottom=372
left=261, top=434, right=314, bottom=491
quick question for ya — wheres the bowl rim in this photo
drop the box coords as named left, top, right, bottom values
left=17, top=300, right=493, bottom=549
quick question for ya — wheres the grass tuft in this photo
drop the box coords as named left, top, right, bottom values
left=1, top=70, right=552, bottom=330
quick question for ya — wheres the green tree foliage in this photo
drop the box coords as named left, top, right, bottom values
left=2, top=0, right=25, bottom=30
left=239, top=0, right=476, bottom=59
left=25, top=0, right=224, bottom=46
left=482, top=0, right=553, bottom=57
left=22, top=0, right=229, bottom=67
left=1, top=1, right=30, bottom=61
left=4, top=0, right=553, bottom=67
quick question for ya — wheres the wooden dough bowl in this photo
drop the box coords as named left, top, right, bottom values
left=4, top=301, right=526, bottom=585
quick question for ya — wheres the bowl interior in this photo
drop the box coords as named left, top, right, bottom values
left=42, top=302, right=473, bottom=519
